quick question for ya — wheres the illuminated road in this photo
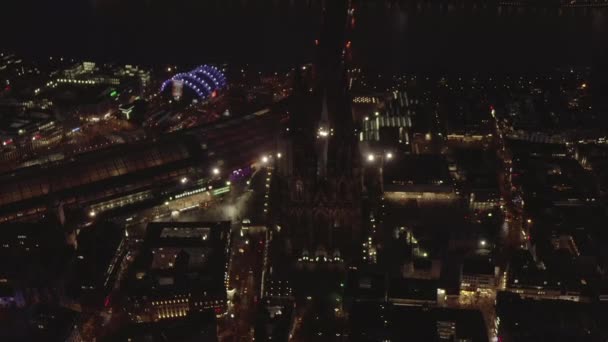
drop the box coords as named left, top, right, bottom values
left=222, top=230, right=266, bottom=342
left=493, top=108, right=527, bottom=251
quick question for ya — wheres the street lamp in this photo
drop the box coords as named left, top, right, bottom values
left=386, top=152, right=393, bottom=160
left=212, top=168, right=220, bottom=176
left=367, top=154, right=375, bottom=162
left=277, top=153, right=282, bottom=159
left=262, top=156, right=269, bottom=164
left=480, top=240, right=487, bottom=247
left=180, top=177, right=188, bottom=184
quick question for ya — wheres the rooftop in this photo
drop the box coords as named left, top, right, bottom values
left=254, top=298, right=295, bottom=342
left=69, top=221, right=126, bottom=301
left=462, top=257, right=496, bottom=276
left=102, top=311, right=218, bottom=342
left=388, top=277, right=438, bottom=302
left=350, top=302, right=488, bottom=342
left=383, top=154, right=452, bottom=190
left=497, top=292, right=608, bottom=341
left=125, top=221, right=230, bottom=299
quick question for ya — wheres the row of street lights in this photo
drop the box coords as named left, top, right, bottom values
left=89, top=153, right=280, bottom=220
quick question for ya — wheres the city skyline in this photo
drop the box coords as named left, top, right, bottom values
left=2, top=0, right=608, bottom=72
left=1, top=1, right=608, bottom=341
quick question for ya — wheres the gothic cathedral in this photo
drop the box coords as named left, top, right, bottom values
left=276, top=0, right=361, bottom=267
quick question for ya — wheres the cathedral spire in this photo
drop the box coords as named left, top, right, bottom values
left=317, top=91, right=330, bottom=178
left=320, top=90, right=329, bottom=125
left=280, top=0, right=361, bottom=264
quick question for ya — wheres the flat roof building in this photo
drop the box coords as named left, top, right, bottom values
left=497, top=291, right=608, bottom=342
left=461, top=257, right=498, bottom=292
left=102, top=311, right=218, bottom=342
left=382, top=154, right=456, bottom=204
left=350, top=302, right=488, bottom=342
left=124, top=221, right=231, bottom=323
left=67, top=222, right=127, bottom=308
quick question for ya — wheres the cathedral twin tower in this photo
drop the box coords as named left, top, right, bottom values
left=276, top=0, right=362, bottom=266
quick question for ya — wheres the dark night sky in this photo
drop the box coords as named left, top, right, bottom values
left=2, top=0, right=608, bottom=74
